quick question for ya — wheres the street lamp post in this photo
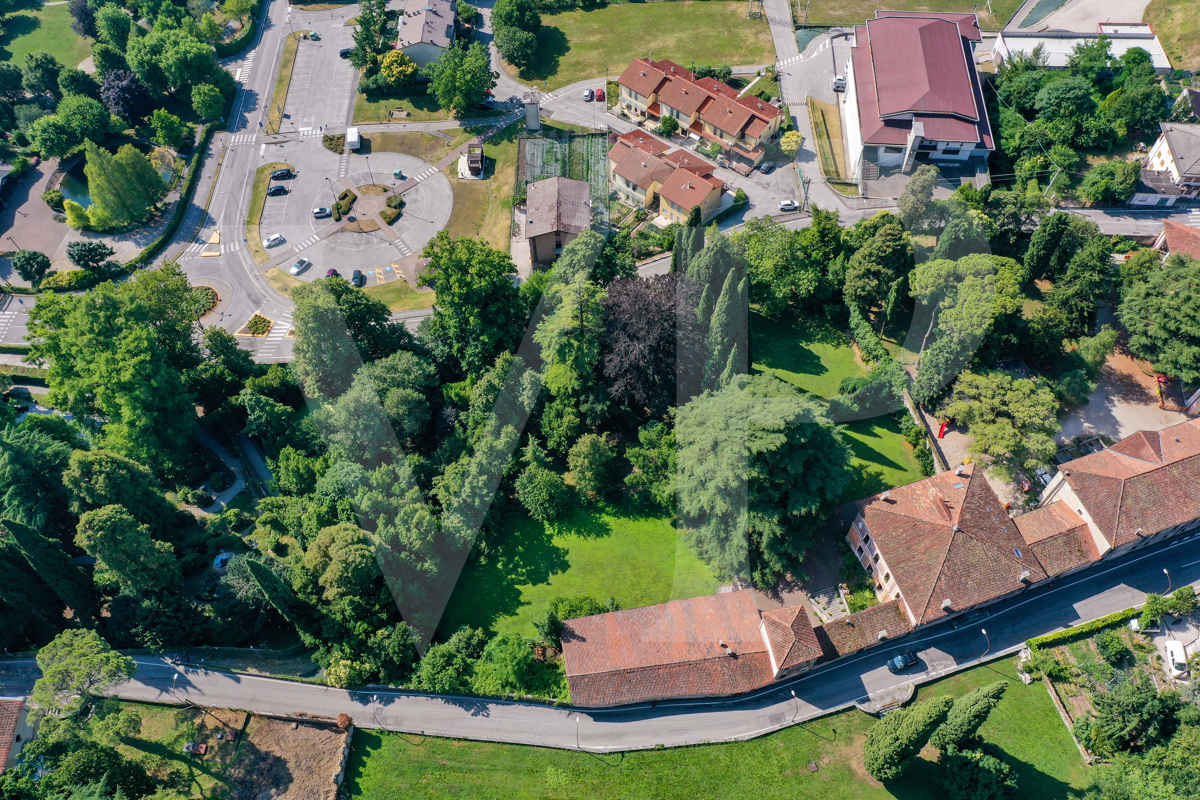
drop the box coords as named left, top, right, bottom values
left=980, top=628, right=991, bottom=659
left=366, top=156, right=375, bottom=187
left=1164, top=568, right=1172, bottom=594
left=790, top=690, right=799, bottom=723
left=575, top=716, right=581, bottom=750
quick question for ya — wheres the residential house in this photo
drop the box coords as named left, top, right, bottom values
left=1131, top=122, right=1200, bottom=206
left=561, top=591, right=820, bottom=707
left=396, top=0, right=457, bottom=68
left=842, top=12, right=993, bottom=183
left=523, top=177, right=591, bottom=266
left=608, top=130, right=725, bottom=223
left=846, top=465, right=1050, bottom=628
left=992, top=24, right=1172, bottom=74
left=1038, top=418, right=1200, bottom=559
left=616, top=58, right=782, bottom=168
left=0, top=698, right=32, bottom=773
left=812, top=600, right=913, bottom=660
left=1153, top=219, right=1200, bottom=260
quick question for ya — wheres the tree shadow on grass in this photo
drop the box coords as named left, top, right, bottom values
left=518, top=26, right=568, bottom=85
left=0, top=12, right=41, bottom=59
left=884, top=743, right=1076, bottom=800
left=437, top=511, right=571, bottom=636
left=549, top=503, right=613, bottom=541
left=842, top=419, right=912, bottom=474
left=749, top=311, right=851, bottom=381
left=226, top=739, right=294, bottom=800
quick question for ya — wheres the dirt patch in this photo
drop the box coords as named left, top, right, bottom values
left=357, top=183, right=388, bottom=195
left=227, top=716, right=349, bottom=800
left=845, top=732, right=883, bottom=788
left=342, top=218, right=380, bottom=233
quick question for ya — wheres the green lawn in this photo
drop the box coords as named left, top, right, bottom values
left=750, top=311, right=924, bottom=497
left=516, top=1, right=775, bottom=91
left=344, top=656, right=1087, bottom=800
left=362, top=279, right=435, bottom=311
left=437, top=502, right=719, bottom=639
left=796, top=0, right=1020, bottom=29
left=0, top=1, right=93, bottom=68
left=353, top=91, right=507, bottom=124
left=1145, top=0, right=1199, bottom=70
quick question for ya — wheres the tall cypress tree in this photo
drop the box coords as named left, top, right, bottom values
left=84, top=139, right=138, bottom=223
left=3, top=519, right=96, bottom=623
left=705, top=269, right=737, bottom=390
left=115, top=142, right=166, bottom=217
left=246, top=558, right=313, bottom=637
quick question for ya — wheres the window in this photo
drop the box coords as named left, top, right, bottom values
left=861, top=533, right=870, bottom=545
left=856, top=546, right=864, bottom=556
left=883, top=572, right=890, bottom=584
left=872, top=553, right=880, bottom=564
left=942, top=148, right=960, bottom=156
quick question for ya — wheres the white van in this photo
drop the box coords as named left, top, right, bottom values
left=346, top=126, right=360, bottom=151
left=1165, top=640, right=1189, bottom=679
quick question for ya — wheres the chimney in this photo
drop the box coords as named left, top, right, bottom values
left=880, top=491, right=892, bottom=501
left=719, top=639, right=734, bottom=656
left=941, top=598, right=953, bottom=611
left=937, top=498, right=953, bottom=522
left=952, top=524, right=963, bottom=532
left=877, top=630, right=889, bottom=641
left=954, top=465, right=965, bottom=476
left=1018, top=570, right=1032, bottom=583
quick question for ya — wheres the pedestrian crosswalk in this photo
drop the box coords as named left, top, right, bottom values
left=0, top=309, right=21, bottom=342
left=229, top=133, right=257, bottom=146
left=236, top=50, right=257, bottom=82
left=409, top=166, right=438, bottom=184
left=777, top=37, right=831, bottom=69
left=292, top=234, right=320, bottom=252
left=1189, top=208, right=1200, bottom=228
left=257, top=311, right=293, bottom=359
left=181, top=240, right=240, bottom=259
left=394, top=239, right=412, bottom=257
left=338, top=153, right=350, bottom=177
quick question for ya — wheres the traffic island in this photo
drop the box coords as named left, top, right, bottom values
left=247, top=162, right=294, bottom=265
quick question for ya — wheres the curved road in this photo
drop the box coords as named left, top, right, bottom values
left=2, top=529, right=1196, bottom=751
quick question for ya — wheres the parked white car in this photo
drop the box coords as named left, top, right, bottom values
left=1164, top=640, right=1189, bottom=679
left=779, top=200, right=799, bottom=212
left=263, top=233, right=285, bottom=248
left=290, top=258, right=313, bottom=276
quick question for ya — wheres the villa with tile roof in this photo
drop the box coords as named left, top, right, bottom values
left=615, top=58, right=782, bottom=168
left=1153, top=219, right=1200, bottom=260
left=396, top=0, right=457, bottom=68
left=607, top=130, right=725, bottom=224
left=1132, top=122, right=1200, bottom=207
left=842, top=12, right=993, bottom=183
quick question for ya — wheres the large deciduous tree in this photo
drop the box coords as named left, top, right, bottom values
left=75, top=505, right=181, bottom=595
left=101, top=70, right=152, bottom=122
left=843, top=221, right=913, bottom=316
left=675, top=374, right=851, bottom=587
left=419, top=231, right=525, bottom=377
left=28, top=629, right=135, bottom=723
left=422, top=42, right=497, bottom=116
left=1119, top=253, right=1200, bottom=383
left=1023, top=211, right=1097, bottom=283
left=22, top=52, right=64, bottom=99
left=939, top=371, right=1060, bottom=479
left=734, top=216, right=823, bottom=317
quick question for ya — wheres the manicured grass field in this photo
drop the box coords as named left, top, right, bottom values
left=0, top=1, right=93, bottom=69
left=267, top=32, right=302, bottom=134
left=440, top=122, right=520, bottom=251
left=353, top=90, right=507, bottom=123
left=365, top=128, right=475, bottom=163
left=344, top=656, right=1087, bottom=800
left=437, top=502, right=719, bottom=639
left=517, top=1, right=775, bottom=91
left=362, top=279, right=435, bottom=311
left=750, top=311, right=924, bottom=497
left=1145, top=0, right=1200, bottom=70
left=796, top=0, right=1019, bottom=29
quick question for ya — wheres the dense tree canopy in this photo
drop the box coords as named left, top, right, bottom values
left=1119, top=254, right=1200, bottom=383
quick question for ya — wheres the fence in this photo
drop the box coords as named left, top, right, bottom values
left=514, top=131, right=613, bottom=235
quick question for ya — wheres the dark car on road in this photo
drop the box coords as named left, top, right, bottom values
left=266, top=185, right=287, bottom=196
left=326, top=268, right=340, bottom=278
left=886, top=652, right=919, bottom=673
left=759, top=162, right=775, bottom=174
left=339, top=48, right=352, bottom=58
left=351, top=269, right=365, bottom=287
left=270, top=168, right=293, bottom=180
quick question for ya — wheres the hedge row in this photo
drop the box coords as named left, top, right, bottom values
left=710, top=188, right=747, bottom=224
left=1026, top=607, right=1140, bottom=650
left=126, top=122, right=222, bottom=269
left=214, top=0, right=263, bottom=57
left=0, top=364, right=49, bottom=384
left=40, top=269, right=110, bottom=292
left=848, top=305, right=888, bottom=363
left=0, top=344, right=31, bottom=355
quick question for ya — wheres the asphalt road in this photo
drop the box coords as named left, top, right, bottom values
left=3, top=528, right=1197, bottom=751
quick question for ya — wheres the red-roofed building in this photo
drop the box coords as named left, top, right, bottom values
left=1153, top=219, right=1200, bottom=260
left=608, top=132, right=725, bottom=224
left=0, top=698, right=32, bottom=773
left=616, top=58, right=782, bottom=167
left=847, top=465, right=1049, bottom=627
left=759, top=605, right=823, bottom=679
left=1038, top=418, right=1200, bottom=558
left=657, top=169, right=724, bottom=224
left=842, top=12, right=992, bottom=183
left=562, top=592, right=782, bottom=707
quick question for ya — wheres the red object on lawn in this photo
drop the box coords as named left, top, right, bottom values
left=937, top=420, right=948, bottom=439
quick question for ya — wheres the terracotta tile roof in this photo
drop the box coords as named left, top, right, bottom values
left=524, top=177, right=591, bottom=239
left=608, top=140, right=634, bottom=165
left=694, top=76, right=740, bottom=100
left=1060, top=418, right=1200, bottom=548
left=1014, top=503, right=1100, bottom=576
left=866, top=16, right=979, bottom=119
left=1159, top=220, right=1200, bottom=260
left=0, top=698, right=23, bottom=773
left=615, top=129, right=670, bottom=156
left=617, top=58, right=694, bottom=98
left=854, top=466, right=1048, bottom=625
left=611, top=147, right=675, bottom=190
left=562, top=592, right=775, bottom=707
left=760, top=605, right=823, bottom=671
left=658, top=77, right=713, bottom=117
left=657, top=169, right=723, bottom=211
left=660, top=149, right=713, bottom=176
left=397, top=0, right=455, bottom=49
left=737, top=95, right=781, bottom=121
left=700, top=94, right=754, bottom=137
left=813, top=600, right=913, bottom=659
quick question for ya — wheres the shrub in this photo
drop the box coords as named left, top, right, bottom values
left=1140, top=593, right=1173, bottom=631
left=380, top=207, right=400, bottom=224
left=386, top=193, right=404, bottom=209
left=532, top=596, right=618, bottom=648
left=336, top=188, right=357, bottom=216
left=914, top=446, right=935, bottom=477
left=1024, top=647, right=1070, bottom=681
left=39, top=268, right=106, bottom=292
left=848, top=305, right=889, bottom=363
left=322, top=133, right=345, bottom=153
left=64, top=198, right=90, bottom=229
left=1027, top=607, right=1139, bottom=649
left=516, top=464, right=573, bottom=523
left=41, top=189, right=64, bottom=211
left=1172, top=586, right=1197, bottom=615
left=1093, top=629, right=1130, bottom=665
left=567, top=433, right=617, bottom=501
left=246, top=314, right=272, bottom=336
